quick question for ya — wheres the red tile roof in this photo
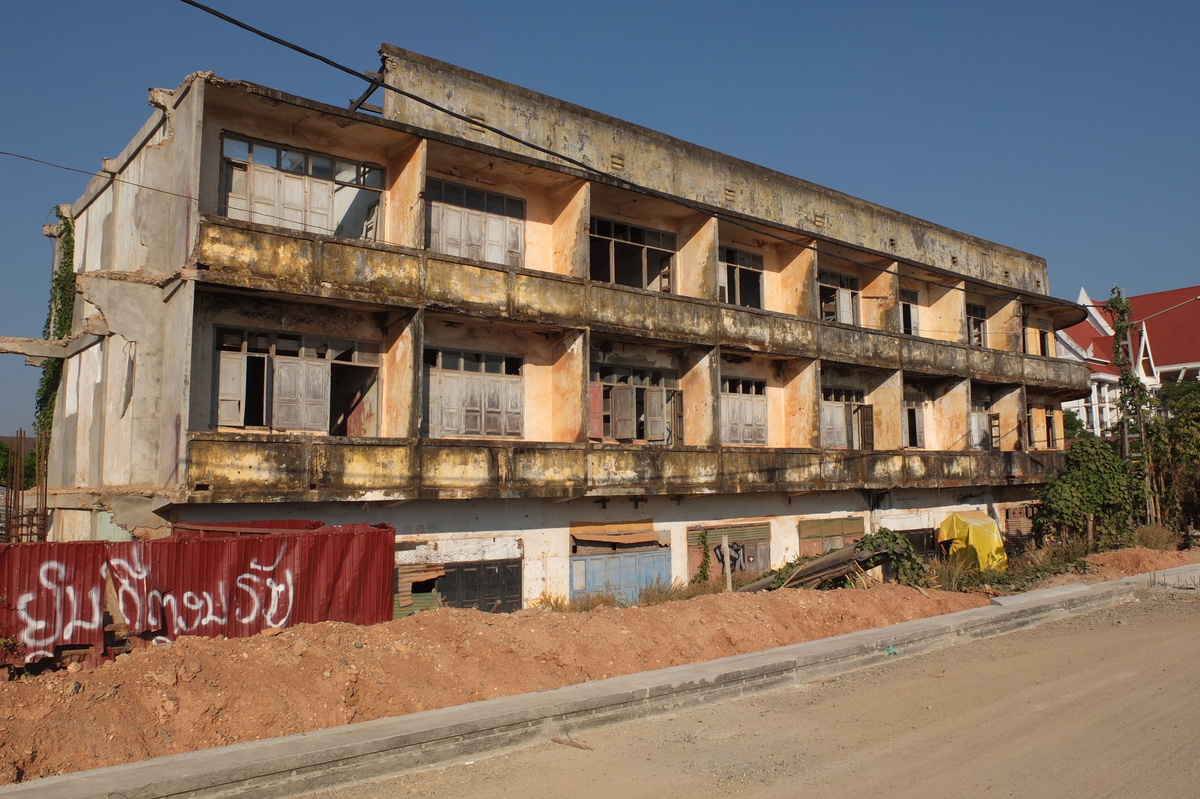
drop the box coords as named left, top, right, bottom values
left=1127, top=285, right=1200, bottom=370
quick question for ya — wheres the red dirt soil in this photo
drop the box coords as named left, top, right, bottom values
left=0, top=547, right=1195, bottom=785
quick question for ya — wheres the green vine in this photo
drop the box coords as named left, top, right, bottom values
left=1033, top=433, right=1138, bottom=549
left=690, top=529, right=711, bottom=584
left=856, top=528, right=924, bottom=587
left=34, top=207, right=75, bottom=438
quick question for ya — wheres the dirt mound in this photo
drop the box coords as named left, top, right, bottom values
left=1084, top=547, right=1198, bottom=580
left=0, top=550, right=1194, bottom=785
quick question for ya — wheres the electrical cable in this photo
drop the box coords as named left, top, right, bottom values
left=174, top=0, right=1065, bottom=309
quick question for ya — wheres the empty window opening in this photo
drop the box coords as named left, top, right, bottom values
left=902, top=388, right=926, bottom=449
left=966, top=303, right=988, bottom=348
left=425, top=178, right=525, bottom=267
left=819, top=271, right=860, bottom=325
left=220, top=135, right=382, bottom=239
left=969, top=387, right=1000, bottom=450
left=589, top=362, right=682, bottom=445
left=589, top=217, right=676, bottom=292
left=900, top=288, right=920, bottom=336
left=719, top=247, right=764, bottom=308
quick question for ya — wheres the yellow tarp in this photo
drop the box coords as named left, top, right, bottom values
left=937, top=511, right=1008, bottom=573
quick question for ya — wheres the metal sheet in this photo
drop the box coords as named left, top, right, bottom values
left=0, top=523, right=394, bottom=665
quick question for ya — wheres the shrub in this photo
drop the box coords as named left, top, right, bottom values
left=1135, top=524, right=1183, bottom=551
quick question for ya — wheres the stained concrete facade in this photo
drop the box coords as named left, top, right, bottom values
left=40, top=49, right=1089, bottom=606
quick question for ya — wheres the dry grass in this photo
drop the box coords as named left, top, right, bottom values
left=1135, top=524, right=1183, bottom=551
left=534, top=591, right=621, bottom=612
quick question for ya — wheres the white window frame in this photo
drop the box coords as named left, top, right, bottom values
left=819, top=271, right=861, bottom=326
left=220, top=134, right=383, bottom=240
left=425, top=179, right=525, bottom=267
left=589, top=362, right=682, bottom=445
left=821, top=387, right=873, bottom=450
left=423, top=349, right=524, bottom=439
left=720, top=377, right=767, bottom=445
left=214, top=328, right=380, bottom=434
left=902, top=388, right=926, bottom=449
left=718, top=247, right=764, bottom=308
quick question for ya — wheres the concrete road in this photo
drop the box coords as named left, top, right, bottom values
left=309, top=588, right=1200, bottom=799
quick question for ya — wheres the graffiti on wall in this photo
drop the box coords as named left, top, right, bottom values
left=0, top=524, right=394, bottom=665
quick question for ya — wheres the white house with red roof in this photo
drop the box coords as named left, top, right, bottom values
left=1058, top=285, right=1200, bottom=436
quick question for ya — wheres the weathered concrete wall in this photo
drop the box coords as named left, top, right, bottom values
left=381, top=47, right=1053, bottom=295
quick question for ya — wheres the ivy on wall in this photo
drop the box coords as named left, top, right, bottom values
left=34, top=207, right=75, bottom=438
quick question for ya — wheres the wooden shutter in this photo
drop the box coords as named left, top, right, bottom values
left=436, top=372, right=460, bottom=436
left=301, top=360, right=329, bottom=432
left=482, top=376, right=504, bottom=436
left=859, top=404, right=875, bottom=450
left=913, top=405, right=925, bottom=448
left=988, top=413, right=1001, bottom=451
left=837, top=288, right=854, bottom=324
left=461, top=375, right=483, bottom=435
left=279, top=172, right=307, bottom=228
left=217, top=351, right=245, bottom=427
left=503, top=377, right=523, bottom=437
left=427, top=202, right=443, bottom=252
left=440, top=204, right=464, bottom=257
left=612, top=384, right=636, bottom=440
left=308, top=180, right=333, bottom=235
left=750, top=395, right=767, bottom=445
left=464, top=209, right=485, bottom=260
left=506, top=218, right=524, bottom=267
left=222, top=162, right=249, bottom=221
left=250, top=164, right=280, bottom=227
left=720, top=393, right=738, bottom=444
left=821, top=402, right=843, bottom=447
left=645, top=387, right=666, bottom=442
left=484, top=214, right=506, bottom=264
left=272, top=359, right=302, bottom=430
left=588, top=384, right=605, bottom=439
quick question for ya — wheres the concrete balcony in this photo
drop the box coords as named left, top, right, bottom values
left=182, top=432, right=1067, bottom=505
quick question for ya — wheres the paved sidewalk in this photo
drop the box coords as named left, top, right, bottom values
left=6, top=565, right=1199, bottom=799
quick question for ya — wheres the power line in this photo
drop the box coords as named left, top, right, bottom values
left=174, top=1, right=1060, bottom=309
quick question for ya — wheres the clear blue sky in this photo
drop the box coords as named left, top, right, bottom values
left=0, top=0, right=1196, bottom=434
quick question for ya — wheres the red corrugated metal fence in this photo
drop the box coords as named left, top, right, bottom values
left=0, top=523, right=394, bottom=665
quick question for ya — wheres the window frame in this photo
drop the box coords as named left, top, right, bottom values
left=820, top=386, right=873, bottom=450
left=213, top=327, right=381, bottom=435
left=819, top=271, right=861, bottom=326
left=424, top=178, right=526, bottom=267
left=966, top=303, right=988, bottom=348
left=422, top=348, right=525, bottom=439
left=588, top=362, right=683, bottom=445
left=718, top=246, right=764, bottom=309
left=720, top=377, right=768, bottom=445
left=588, top=217, right=676, bottom=292
left=900, top=288, right=920, bottom=336
left=219, top=133, right=384, bottom=240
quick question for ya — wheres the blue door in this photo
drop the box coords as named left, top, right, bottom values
left=569, top=549, right=671, bottom=605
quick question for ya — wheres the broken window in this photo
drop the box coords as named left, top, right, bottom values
left=424, top=179, right=525, bottom=267
left=968, top=387, right=1000, bottom=451
left=720, top=377, right=767, bottom=445
left=900, top=288, right=920, bottom=336
left=966, top=303, right=988, bottom=348
left=819, top=271, right=860, bottom=326
left=215, top=328, right=380, bottom=435
left=423, top=349, right=524, bottom=438
left=588, top=362, right=683, bottom=445
left=902, top=387, right=926, bottom=449
left=220, top=135, right=382, bottom=239
left=1038, top=318, right=1053, bottom=357
left=589, top=217, right=676, bottom=291
left=820, top=387, right=873, bottom=450
left=718, top=247, right=763, bottom=308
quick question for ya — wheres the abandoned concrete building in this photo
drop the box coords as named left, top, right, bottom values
left=38, top=46, right=1089, bottom=610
